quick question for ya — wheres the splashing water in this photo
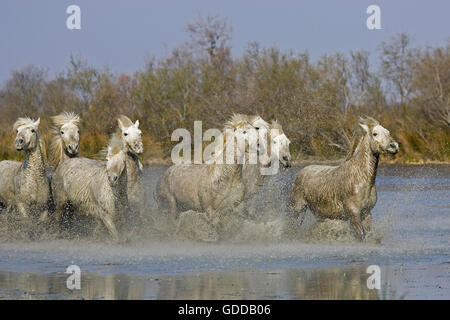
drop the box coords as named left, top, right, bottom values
left=0, top=164, right=449, bottom=299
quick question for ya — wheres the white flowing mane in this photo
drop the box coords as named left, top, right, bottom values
left=49, top=112, right=81, bottom=167
left=99, top=115, right=134, bottom=159
left=106, top=133, right=123, bottom=159
left=205, top=113, right=251, bottom=162
left=51, top=112, right=80, bottom=128
left=13, top=117, right=38, bottom=132
left=346, top=116, right=379, bottom=161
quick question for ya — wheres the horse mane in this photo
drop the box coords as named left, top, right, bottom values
left=270, top=120, right=284, bottom=135
left=106, top=115, right=135, bottom=151
left=49, top=112, right=81, bottom=167
left=13, top=117, right=36, bottom=131
left=106, top=133, right=123, bottom=159
left=223, top=113, right=252, bottom=148
left=98, top=115, right=133, bottom=159
left=51, top=112, right=80, bottom=128
left=248, top=115, right=259, bottom=123
left=49, top=135, right=64, bottom=167
left=204, top=114, right=251, bottom=162
left=249, top=115, right=270, bottom=130
left=224, top=113, right=249, bottom=130
left=345, top=116, right=379, bottom=160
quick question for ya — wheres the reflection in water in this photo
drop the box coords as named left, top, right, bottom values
left=0, top=265, right=379, bottom=300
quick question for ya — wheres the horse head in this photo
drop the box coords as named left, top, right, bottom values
left=13, top=118, right=41, bottom=151
left=52, top=112, right=81, bottom=157
left=359, top=116, right=399, bottom=155
left=118, top=115, right=144, bottom=155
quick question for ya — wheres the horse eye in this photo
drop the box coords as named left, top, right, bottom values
left=255, top=127, right=260, bottom=130
left=373, top=132, right=378, bottom=136
left=61, top=131, right=64, bottom=135
left=124, top=133, right=128, bottom=136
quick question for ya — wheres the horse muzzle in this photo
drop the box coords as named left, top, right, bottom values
left=108, top=174, right=119, bottom=186
left=281, top=156, right=292, bottom=168
left=133, top=144, right=144, bottom=155
left=67, top=144, right=79, bottom=155
left=386, top=141, right=399, bottom=155
left=14, top=138, right=25, bottom=150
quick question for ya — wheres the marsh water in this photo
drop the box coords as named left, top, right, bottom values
left=0, top=165, right=448, bottom=299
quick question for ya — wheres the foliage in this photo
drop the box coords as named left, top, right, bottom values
left=0, top=17, right=448, bottom=163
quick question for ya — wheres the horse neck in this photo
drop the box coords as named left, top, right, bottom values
left=346, top=135, right=379, bottom=185
left=125, top=151, right=141, bottom=181
left=112, top=164, right=128, bottom=211
left=23, top=142, right=46, bottom=178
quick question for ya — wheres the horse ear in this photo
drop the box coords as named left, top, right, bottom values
left=118, top=118, right=125, bottom=131
left=134, top=120, right=139, bottom=128
left=359, top=121, right=370, bottom=134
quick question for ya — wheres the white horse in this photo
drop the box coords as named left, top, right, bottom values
left=242, top=117, right=292, bottom=199
left=0, top=118, right=51, bottom=222
left=289, top=116, right=399, bottom=240
left=52, top=133, right=128, bottom=241
left=105, top=115, right=144, bottom=223
left=156, top=115, right=258, bottom=227
left=241, top=118, right=292, bottom=218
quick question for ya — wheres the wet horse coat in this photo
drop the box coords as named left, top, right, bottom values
left=289, top=117, right=399, bottom=240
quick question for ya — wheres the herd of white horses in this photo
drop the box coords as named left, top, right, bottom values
left=0, top=112, right=399, bottom=242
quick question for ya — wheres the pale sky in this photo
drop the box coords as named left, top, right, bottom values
left=1, top=0, right=449, bottom=83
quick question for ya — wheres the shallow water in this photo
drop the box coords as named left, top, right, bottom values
left=0, top=164, right=449, bottom=299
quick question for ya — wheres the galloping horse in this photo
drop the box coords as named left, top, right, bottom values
left=289, top=116, right=399, bottom=240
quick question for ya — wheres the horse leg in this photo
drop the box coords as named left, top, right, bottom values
left=157, top=190, right=177, bottom=218
left=297, top=205, right=309, bottom=226
left=167, top=195, right=178, bottom=218
left=288, top=194, right=308, bottom=224
left=100, top=214, right=120, bottom=242
left=362, top=213, right=372, bottom=233
left=345, top=202, right=365, bottom=241
left=16, top=202, right=28, bottom=219
left=39, top=209, right=49, bottom=222
left=205, top=206, right=220, bottom=226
